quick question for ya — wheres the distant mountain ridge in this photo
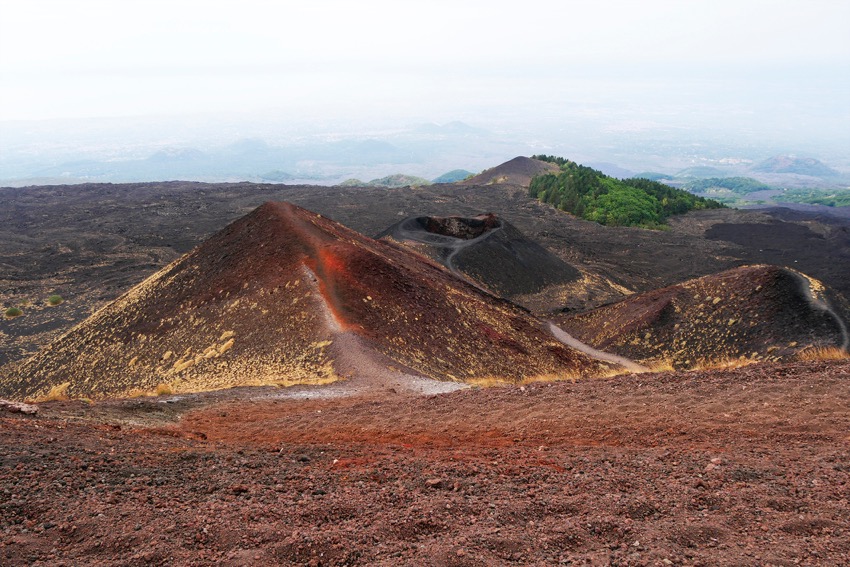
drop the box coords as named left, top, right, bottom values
left=753, top=155, right=839, bottom=177
left=432, top=169, right=474, bottom=183
left=338, top=174, right=432, bottom=188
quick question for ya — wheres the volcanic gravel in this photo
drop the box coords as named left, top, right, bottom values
left=2, top=359, right=849, bottom=566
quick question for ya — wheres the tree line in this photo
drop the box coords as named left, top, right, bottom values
left=530, top=155, right=724, bottom=228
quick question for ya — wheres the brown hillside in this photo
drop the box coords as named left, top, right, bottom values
left=461, top=156, right=559, bottom=186
left=1, top=202, right=614, bottom=401
left=555, top=265, right=849, bottom=369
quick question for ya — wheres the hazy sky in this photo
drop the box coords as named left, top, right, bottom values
left=1, top=0, right=848, bottom=124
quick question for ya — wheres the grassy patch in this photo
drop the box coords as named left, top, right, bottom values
left=530, top=155, right=724, bottom=228
left=646, top=359, right=676, bottom=372
left=4, top=307, right=23, bottom=318
left=690, top=356, right=760, bottom=372
left=796, top=347, right=850, bottom=361
left=35, top=382, right=71, bottom=402
left=155, top=383, right=174, bottom=396
left=47, top=294, right=64, bottom=306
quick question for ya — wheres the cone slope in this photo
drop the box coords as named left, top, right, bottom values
left=556, top=265, right=848, bottom=369
left=2, top=202, right=611, bottom=400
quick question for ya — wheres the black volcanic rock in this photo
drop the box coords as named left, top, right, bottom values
left=377, top=213, right=580, bottom=298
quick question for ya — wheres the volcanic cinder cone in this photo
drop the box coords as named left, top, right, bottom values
left=1, top=202, right=614, bottom=400
left=377, top=213, right=580, bottom=299
left=461, top=156, right=560, bottom=186
left=556, top=265, right=849, bottom=369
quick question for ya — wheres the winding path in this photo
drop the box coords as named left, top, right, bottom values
left=392, top=216, right=652, bottom=373
left=547, top=322, right=650, bottom=373
left=389, top=216, right=505, bottom=282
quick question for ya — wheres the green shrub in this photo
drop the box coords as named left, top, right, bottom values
left=4, top=307, right=23, bottom=318
left=47, top=294, right=63, bottom=306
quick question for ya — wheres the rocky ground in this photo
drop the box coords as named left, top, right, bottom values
left=2, top=359, right=849, bottom=566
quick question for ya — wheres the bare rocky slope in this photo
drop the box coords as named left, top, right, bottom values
left=1, top=156, right=849, bottom=565
left=0, top=202, right=615, bottom=401
left=460, top=155, right=560, bottom=186
left=556, top=264, right=849, bottom=369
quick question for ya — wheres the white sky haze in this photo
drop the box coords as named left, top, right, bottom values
left=1, top=0, right=848, bottom=121
left=0, top=0, right=848, bottom=181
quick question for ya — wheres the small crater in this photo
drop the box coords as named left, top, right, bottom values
left=415, top=214, right=502, bottom=240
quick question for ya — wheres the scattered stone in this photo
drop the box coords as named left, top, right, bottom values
left=0, top=399, right=38, bottom=415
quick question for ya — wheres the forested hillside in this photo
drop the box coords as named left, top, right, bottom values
left=529, top=156, right=723, bottom=228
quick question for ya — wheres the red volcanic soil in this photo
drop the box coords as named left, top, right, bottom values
left=2, top=359, right=849, bottom=565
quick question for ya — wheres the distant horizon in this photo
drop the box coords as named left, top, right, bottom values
left=2, top=1, right=848, bottom=184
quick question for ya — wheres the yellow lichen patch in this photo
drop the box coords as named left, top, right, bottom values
left=646, top=359, right=676, bottom=372
left=219, top=330, right=235, bottom=341
left=218, top=338, right=235, bottom=355
left=162, top=351, right=173, bottom=361
left=125, top=388, right=150, bottom=399
left=172, top=358, right=196, bottom=373
left=466, top=376, right=513, bottom=387
left=796, top=271, right=825, bottom=295
left=468, top=370, right=592, bottom=388
left=128, top=356, right=139, bottom=367
left=269, top=373, right=339, bottom=389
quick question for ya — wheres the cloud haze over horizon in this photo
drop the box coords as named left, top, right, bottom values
left=1, top=0, right=849, bottom=173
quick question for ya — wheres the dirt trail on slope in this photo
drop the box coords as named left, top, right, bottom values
left=548, top=321, right=650, bottom=373
left=303, top=264, right=468, bottom=398
left=398, top=219, right=650, bottom=374
left=791, top=269, right=850, bottom=350
left=391, top=215, right=505, bottom=285
left=327, top=331, right=468, bottom=397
